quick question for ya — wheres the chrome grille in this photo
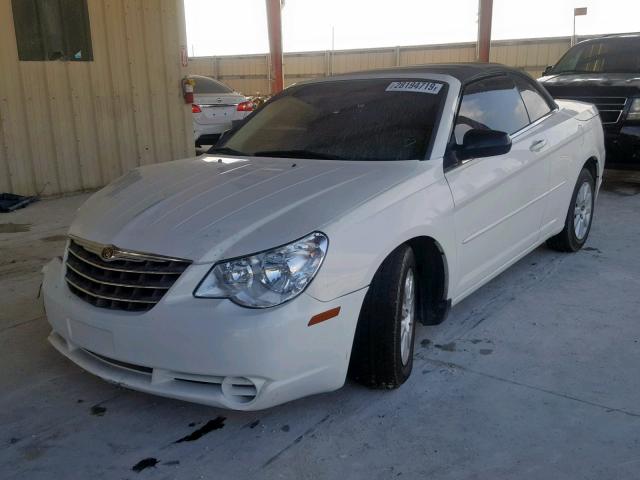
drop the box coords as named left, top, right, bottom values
left=65, top=238, right=191, bottom=312
left=556, top=96, right=628, bottom=124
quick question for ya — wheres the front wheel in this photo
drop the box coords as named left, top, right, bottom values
left=547, top=167, right=595, bottom=252
left=349, top=245, right=417, bottom=389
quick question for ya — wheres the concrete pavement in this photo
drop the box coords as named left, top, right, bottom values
left=1, top=171, right=639, bottom=480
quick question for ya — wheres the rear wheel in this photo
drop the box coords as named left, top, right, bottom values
left=349, top=245, right=417, bottom=388
left=547, top=167, right=595, bottom=252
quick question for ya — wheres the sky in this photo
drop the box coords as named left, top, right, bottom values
left=184, top=0, right=640, bottom=56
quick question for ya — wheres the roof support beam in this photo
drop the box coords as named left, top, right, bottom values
left=265, top=0, right=284, bottom=93
left=477, top=0, right=493, bottom=62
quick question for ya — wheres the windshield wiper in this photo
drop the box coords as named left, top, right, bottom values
left=206, top=146, right=251, bottom=156
left=252, top=149, right=345, bottom=160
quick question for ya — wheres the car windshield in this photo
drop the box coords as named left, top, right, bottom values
left=192, top=76, right=234, bottom=94
left=551, top=37, right=640, bottom=74
left=217, top=78, right=447, bottom=161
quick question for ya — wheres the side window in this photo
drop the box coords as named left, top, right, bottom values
left=11, top=0, right=93, bottom=62
left=454, top=76, right=529, bottom=145
left=513, top=75, right=552, bottom=122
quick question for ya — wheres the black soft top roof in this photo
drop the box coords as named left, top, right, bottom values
left=323, top=62, right=558, bottom=110
left=333, top=62, right=528, bottom=84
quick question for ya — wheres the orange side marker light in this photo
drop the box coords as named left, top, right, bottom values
left=308, top=307, right=341, bottom=326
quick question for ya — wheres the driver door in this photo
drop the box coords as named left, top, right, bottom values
left=445, top=75, right=549, bottom=301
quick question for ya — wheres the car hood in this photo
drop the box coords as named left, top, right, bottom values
left=539, top=73, right=640, bottom=97
left=70, top=155, right=428, bottom=263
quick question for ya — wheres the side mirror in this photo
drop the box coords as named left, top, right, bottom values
left=457, top=129, right=511, bottom=160
left=542, top=65, right=554, bottom=76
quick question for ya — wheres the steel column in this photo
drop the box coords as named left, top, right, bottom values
left=265, top=0, right=284, bottom=93
left=477, top=0, right=493, bottom=62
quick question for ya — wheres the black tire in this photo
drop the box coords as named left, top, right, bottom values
left=547, top=167, right=595, bottom=252
left=349, top=245, right=417, bottom=389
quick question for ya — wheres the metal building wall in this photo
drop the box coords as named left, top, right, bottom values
left=189, top=54, right=272, bottom=96
left=0, top=0, right=194, bottom=197
left=189, top=36, right=583, bottom=96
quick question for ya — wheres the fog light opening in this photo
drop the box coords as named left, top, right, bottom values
left=221, top=376, right=258, bottom=404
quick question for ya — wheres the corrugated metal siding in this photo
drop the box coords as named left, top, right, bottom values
left=189, top=36, right=584, bottom=95
left=0, top=0, right=193, bottom=196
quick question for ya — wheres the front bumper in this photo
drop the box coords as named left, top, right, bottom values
left=605, top=124, right=640, bottom=164
left=43, top=257, right=366, bottom=410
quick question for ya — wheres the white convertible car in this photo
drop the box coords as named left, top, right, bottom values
left=42, top=64, right=605, bottom=410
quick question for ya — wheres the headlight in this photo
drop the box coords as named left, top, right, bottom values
left=628, top=98, right=640, bottom=121
left=194, top=232, right=328, bottom=308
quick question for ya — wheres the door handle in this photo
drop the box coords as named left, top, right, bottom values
left=529, top=139, right=547, bottom=152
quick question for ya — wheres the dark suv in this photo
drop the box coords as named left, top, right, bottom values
left=539, top=34, right=640, bottom=165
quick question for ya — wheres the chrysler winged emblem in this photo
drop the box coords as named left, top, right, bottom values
left=101, top=246, right=116, bottom=261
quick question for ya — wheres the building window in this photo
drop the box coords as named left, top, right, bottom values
left=11, top=0, right=93, bottom=61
